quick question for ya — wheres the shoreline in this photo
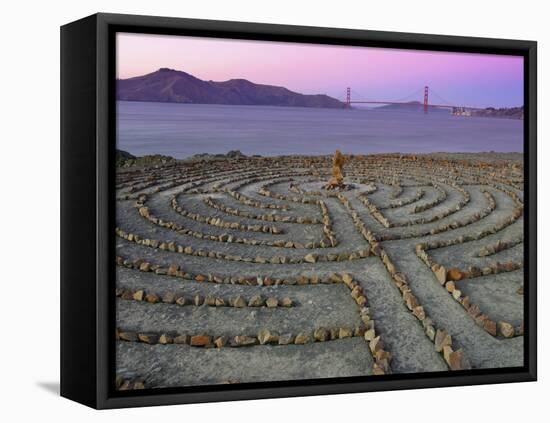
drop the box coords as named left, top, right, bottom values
left=116, top=149, right=524, bottom=169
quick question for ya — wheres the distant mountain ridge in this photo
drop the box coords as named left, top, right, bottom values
left=376, top=101, right=448, bottom=113
left=117, top=68, right=345, bottom=109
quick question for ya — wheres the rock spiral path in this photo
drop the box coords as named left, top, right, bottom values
left=115, top=154, right=524, bottom=389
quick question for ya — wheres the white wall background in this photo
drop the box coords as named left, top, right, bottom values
left=0, top=0, right=545, bottom=420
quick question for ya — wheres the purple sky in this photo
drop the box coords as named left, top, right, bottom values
left=117, top=32, right=524, bottom=108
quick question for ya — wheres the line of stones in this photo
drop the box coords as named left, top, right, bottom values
left=358, top=182, right=469, bottom=229
left=339, top=272, right=392, bottom=375
left=381, top=188, right=425, bottom=209
left=117, top=164, right=246, bottom=196
left=116, top=325, right=366, bottom=349
left=116, top=376, right=145, bottom=391
left=138, top=203, right=298, bottom=248
left=211, top=173, right=302, bottom=210
left=116, top=254, right=357, bottom=286
left=290, top=180, right=377, bottom=198
left=220, top=186, right=289, bottom=210
left=203, top=186, right=337, bottom=247
left=258, top=177, right=321, bottom=205
left=186, top=169, right=307, bottom=197
left=115, top=274, right=391, bottom=374
left=411, top=184, right=448, bottom=213
left=342, top=157, right=521, bottom=187
left=116, top=286, right=293, bottom=308
left=116, top=224, right=371, bottom=264
left=204, top=171, right=328, bottom=219
left=118, top=165, right=274, bottom=200
left=172, top=187, right=336, bottom=248
left=208, top=168, right=306, bottom=194
left=337, top=193, right=469, bottom=370
left=415, top=244, right=523, bottom=339
left=413, top=185, right=524, bottom=337
left=375, top=189, right=496, bottom=241
left=204, top=196, right=321, bottom=224
left=170, top=194, right=282, bottom=234
left=477, top=237, right=524, bottom=257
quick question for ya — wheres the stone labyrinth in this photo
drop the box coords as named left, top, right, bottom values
left=115, top=153, right=524, bottom=390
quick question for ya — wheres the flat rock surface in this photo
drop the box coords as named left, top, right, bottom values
left=115, top=153, right=524, bottom=389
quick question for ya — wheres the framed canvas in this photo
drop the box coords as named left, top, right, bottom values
left=60, top=13, right=537, bottom=409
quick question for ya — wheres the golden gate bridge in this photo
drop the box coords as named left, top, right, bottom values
left=343, top=86, right=484, bottom=113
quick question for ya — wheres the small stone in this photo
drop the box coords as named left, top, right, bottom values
left=138, top=261, right=151, bottom=272
left=369, top=336, right=383, bottom=353
left=483, top=319, right=497, bottom=336
left=167, top=264, right=179, bottom=276
left=248, top=295, right=264, bottom=307
left=132, top=290, right=144, bottom=301
left=329, top=273, right=342, bottom=283
left=118, top=331, right=138, bottom=342
left=215, top=298, right=226, bottom=307
left=447, top=348, right=469, bottom=370
left=118, top=380, right=131, bottom=390
left=175, top=296, right=186, bottom=306
left=138, top=333, right=159, bottom=344
left=278, top=333, right=294, bottom=345
left=304, top=253, right=317, bottom=263
left=159, top=334, right=173, bottom=344
left=232, top=335, right=257, bottom=347
left=294, top=332, right=311, bottom=344
left=356, top=295, right=368, bottom=307
left=173, top=334, right=189, bottom=344
left=499, top=321, right=515, bottom=338
left=121, top=290, right=134, bottom=300
left=434, top=329, right=451, bottom=352
left=190, top=335, right=211, bottom=346
left=279, top=297, right=293, bottom=307
left=194, top=295, right=203, bottom=306
left=452, top=289, right=462, bottom=300
left=412, top=306, right=426, bottom=320
left=443, top=345, right=453, bottom=363
left=145, top=293, right=160, bottom=303
left=425, top=325, right=436, bottom=341
left=133, top=381, right=145, bottom=390
left=214, top=336, right=228, bottom=348
left=517, top=286, right=524, bottom=295
left=339, top=327, right=353, bottom=339
left=445, top=281, right=455, bottom=292
left=341, top=273, right=353, bottom=286
left=314, top=327, right=330, bottom=342
left=232, top=296, right=246, bottom=308
left=364, top=329, right=376, bottom=341
left=373, top=364, right=385, bottom=375
left=258, top=329, right=278, bottom=345
left=265, top=297, right=279, bottom=308
left=447, top=268, right=464, bottom=281
left=162, top=292, right=176, bottom=304
left=434, top=265, right=447, bottom=284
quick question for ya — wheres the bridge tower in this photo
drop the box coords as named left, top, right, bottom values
left=346, top=87, right=351, bottom=108
left=423, top=86, right=429, bottom=113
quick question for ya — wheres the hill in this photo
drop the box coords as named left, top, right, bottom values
left=117, top=68, right=344, bottom=109
left=376, top=101, right=448, bottom=113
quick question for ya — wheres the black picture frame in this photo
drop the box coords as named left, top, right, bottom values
left=60, top=12, right=537, bottom=409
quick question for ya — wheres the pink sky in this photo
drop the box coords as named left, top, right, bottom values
left=117, top=32, right=523, bottom=108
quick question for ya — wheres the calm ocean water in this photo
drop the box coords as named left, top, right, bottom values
left=116, top=101, right=523, bottom=159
